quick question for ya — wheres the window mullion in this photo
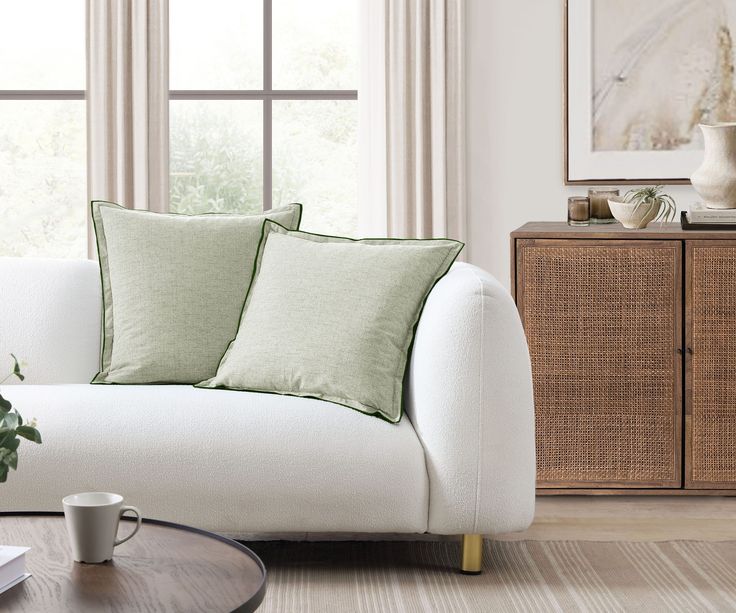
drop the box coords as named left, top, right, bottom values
left=0, top=90, right=84, bottom=100
left=168, top=91, right=357, bottom=100
left=263, top=0, right=273, bottom=211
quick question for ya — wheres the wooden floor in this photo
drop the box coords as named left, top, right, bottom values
left=240, top=496, right=736, bottom=543
left=498, top=495, right=736, bottom=542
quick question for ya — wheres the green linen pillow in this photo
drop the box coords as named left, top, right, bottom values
left=91, top=201, right=302, bottom=385
left=198, top=221, right=463, bottom=422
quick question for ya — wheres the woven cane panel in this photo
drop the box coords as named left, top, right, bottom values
left=520, top=243, right=678, bottom=485
left=690, top=246, right=736, bottom=486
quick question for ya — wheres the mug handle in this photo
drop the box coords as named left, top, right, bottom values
left=114, top=505, right=142, bottom=547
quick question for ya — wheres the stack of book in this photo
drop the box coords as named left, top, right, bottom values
left=0, top=546, right=30, bottom=595
left=682, top=203, right=736, bottom=230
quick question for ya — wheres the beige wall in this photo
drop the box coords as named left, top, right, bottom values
left=465, top=0, right=697, bottom=288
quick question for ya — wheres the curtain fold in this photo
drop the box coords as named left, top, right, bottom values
left=359, top=0, right=466, bottom=245
left=86, top=0, right=169, bottom=249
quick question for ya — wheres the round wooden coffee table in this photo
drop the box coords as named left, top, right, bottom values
left=0, top=513, right=266, bottom=612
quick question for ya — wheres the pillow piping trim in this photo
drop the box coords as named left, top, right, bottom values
left=90, top=200, right=113, bottom=383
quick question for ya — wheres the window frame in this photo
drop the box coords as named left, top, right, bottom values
left=169, top=0, right=358, bottom=211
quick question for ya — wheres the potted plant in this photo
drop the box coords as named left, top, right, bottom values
left=608, top=186, right=677, bottom=229
left=0, top=355, right=41, bottom=483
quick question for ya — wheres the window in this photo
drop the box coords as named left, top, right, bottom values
left=169, top=0, right=358, bottom=236
left=0, top=0, right=86, bottom=258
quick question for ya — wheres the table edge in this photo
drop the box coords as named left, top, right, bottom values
left=0, top=511, right=267, bottom=613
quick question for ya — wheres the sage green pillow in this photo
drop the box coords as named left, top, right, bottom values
left=198, top=221, right=463, bottom=422
left=91, top=201, right=302, bottom=384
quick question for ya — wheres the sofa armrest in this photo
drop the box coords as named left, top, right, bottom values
left=406, top=262, right=535, bottom=536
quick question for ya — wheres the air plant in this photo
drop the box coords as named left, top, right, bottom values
left=623, top=185, right=677, bottom=223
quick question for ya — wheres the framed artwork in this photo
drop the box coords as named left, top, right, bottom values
left=565, top=0, right=736, bottom=184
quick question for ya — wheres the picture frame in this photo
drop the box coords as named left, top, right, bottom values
left=563, top=0, right=727, bottom=185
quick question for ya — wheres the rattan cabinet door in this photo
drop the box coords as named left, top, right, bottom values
left=686, top=241, right=736, bottom=489
left=516, top=239, right=682, bottom=488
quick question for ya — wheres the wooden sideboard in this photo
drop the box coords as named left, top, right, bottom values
left=511, top=222, right=736, bottom=494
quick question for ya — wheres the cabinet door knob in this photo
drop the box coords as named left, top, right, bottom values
left=677, top=348, right=683, bottom=355
left=687, top=347, right=694, bottom=355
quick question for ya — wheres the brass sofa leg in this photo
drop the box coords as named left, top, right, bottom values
left=460, top=534, right=483, bottom=574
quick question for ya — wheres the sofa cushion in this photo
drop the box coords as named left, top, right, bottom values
left=0, top=385, right=429, bottom=535
left=199, top=221, right=463, bottom=422
left=91, top=201, right=302, bottom=385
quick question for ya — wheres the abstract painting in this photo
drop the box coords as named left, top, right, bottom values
left=566, top=0, right=736, bottom=183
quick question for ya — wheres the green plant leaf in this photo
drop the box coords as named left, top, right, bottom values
left=0, top=393, right=11, bottom=413
left=16, top=426, right=42, bottom=444
left=10, top=354, right=24, bottom=382
left=0, top=449, right=18, bottom=470
left=2, top=412, right=18, bottom=430
left=4, top=437, right=20, bottom=452
left=0, top=464, right=7, bottom=483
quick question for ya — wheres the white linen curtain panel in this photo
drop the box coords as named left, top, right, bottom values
left=359, top=0, right=466, bottom=244
left=86, top=0, right=169, bottom=241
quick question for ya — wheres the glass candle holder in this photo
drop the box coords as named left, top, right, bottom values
left=567, top=197, right=590, bottom=226
left=588, top=188, right=619, bottom=224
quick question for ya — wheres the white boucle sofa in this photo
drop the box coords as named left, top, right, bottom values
left=0, top=257, right=535, bottom=572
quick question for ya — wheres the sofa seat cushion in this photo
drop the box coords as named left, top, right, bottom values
left=0, top=386, right=429, bottom=535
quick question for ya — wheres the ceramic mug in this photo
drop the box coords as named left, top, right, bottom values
left=62, top=492, right=142, bottom=563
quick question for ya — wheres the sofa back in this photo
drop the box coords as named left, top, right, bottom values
left=0, top=258, right=101, bottom=384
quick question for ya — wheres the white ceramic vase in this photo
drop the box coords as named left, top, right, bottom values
left=691, top=123, right=736, bottom=210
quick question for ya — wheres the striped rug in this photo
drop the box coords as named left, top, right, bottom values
left=248, top=539, right=736, bottom=612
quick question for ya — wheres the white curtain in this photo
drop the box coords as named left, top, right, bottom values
left=86, top=0, right=169, bottom=239
left=359, top=0, right=466, bottom=244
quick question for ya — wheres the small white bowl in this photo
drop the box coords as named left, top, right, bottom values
left=608, top=198, right=660, bottom=229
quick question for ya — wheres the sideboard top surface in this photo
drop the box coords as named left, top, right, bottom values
left=512, top=222, right=736, bottom=240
